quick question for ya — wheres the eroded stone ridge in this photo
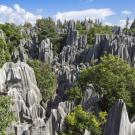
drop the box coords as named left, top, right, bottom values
left=104, top=99, right=135, bottom=135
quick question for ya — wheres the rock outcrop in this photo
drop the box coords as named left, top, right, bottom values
left=104, top=99, right=135, bottom=135
left=85, top=34, right=135, bottom=66
left=39, top=39, right=53, bottom=64
left=0, top=62, right=45, bottom=134
left=2, top=20, right=135, bottom=135
left=0, top=61, right=76, bottom=135
left=81, top=84, right=101, bottom=114
left=59, top=21, right=87, bottom=65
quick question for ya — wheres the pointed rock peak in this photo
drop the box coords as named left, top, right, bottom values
left=104, top=99, right=135, bottom=135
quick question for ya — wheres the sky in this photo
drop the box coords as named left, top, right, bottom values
left=0, top=0, right=134, bottom=27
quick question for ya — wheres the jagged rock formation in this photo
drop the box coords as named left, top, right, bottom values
left=0, top=61, right=75, bottom=135
left=81, top=84, right=101, bottom=114
left=56, top=65, right=79, bottom=93
left=85, top=34, right=135, bottom=66
left=104, top=99, right=135, bottom=135
left=2, top=20, right=135, bottom=135
left=0, top=62, right=44, bottom=134
left=39, top=39, right=53, bottom=64
left=12, top=37, right=54, bottom=64
left=44, top=101, right=74, bottom=135
left=59, top=21, right=87, bottom=65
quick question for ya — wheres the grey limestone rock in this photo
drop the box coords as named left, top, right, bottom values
left=85, top=34, right=135, bottom=67
left=0, top=61, right=76, bottom=135
left=39, top=38, right=53, bottom=64
left=104, top=99, right=135, bottom=135
left=0, top=62, right=45, bottom=134
left=44, top=101, right=74, bottom=135
left=81, top=84, right=101, bottom=114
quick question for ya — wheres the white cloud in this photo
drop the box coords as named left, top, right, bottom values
left=119, top=19, right=133, bottom=28
left=0, top=4, right=42, bottom=25
left=55, top=8, right=115, bottom=22
left=122, top=10, right=132, bottom=15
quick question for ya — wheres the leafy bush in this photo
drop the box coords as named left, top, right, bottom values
left=60, top=105, right=107, bottom=135
left=0, top=96, right=15, bottom=135
left=36, top=17, right=57, bottom=41
left=0, top=23, right=22, bottom=53
left=36, top=18, right=67, bottom=55
left=78, top=55, right=135, bottom=113
left=0, top=38, right=10, bottom=67
left=66, top=85, right=82, bottom=101
left=27, top=60, right=57, bottom=101
left=87, top=25, right=113, bottom=47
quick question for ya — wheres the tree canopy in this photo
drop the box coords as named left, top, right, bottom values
left=0, top=96, right=15, bottom=135
left=0, top=23, right=22, bottom=53
left=27, top=60, right=57, bottom=101
left=0, top=38, right=10, bottom=67
left=78, top=55, right=135, bottom=113
left=60, top=105, right=107, bottom=135
left=36, top=18, right=67, bottom=55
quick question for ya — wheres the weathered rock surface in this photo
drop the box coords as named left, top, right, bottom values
left=0, top=62, right=45, bottom=134
left=2, top=20, right=135, bottom=135
left=104, top=99, right=135, bottom=135
left=85, top=34, right=135, bottom=67
left=0, top=62, right=76, bottom=135
left=44, top=101, right=74, bottom=135
left=39, top=38, right=53, bottom=64
left=81, top=84, right=101, bottom=114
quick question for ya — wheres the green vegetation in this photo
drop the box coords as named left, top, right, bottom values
left=36, top=18, right=67, bottom=55
left=27, top=60, right=57, bottom=101
left=78, top=55, right=135, bottom=113
left=0, top=96, right=15, bottom=135
left=76, top=21, right=113, bottom=47
left=87, top=25, right=113, bottom=46
left=60, top=105, right=107, bottom=135
left=0, top=38, right=10, bottom=67
left=64, top=55, right=135, bottom=134
left=36, top=17, right=57, bottom=41
left=0, top=23, right=22, bottom=53
left=52, top=33, right=67, bottom=54
left=66, top=85, right=82, bottom=101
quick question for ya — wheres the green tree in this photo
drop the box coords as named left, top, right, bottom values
left=60, top=105, right=107, bottom=135
left=87, top=25, right=112, bottom=47
left=0, top=38, right=10, bottom=67
left=36, top=17, right=57, bottom=41
left=66, top=85, right=82, bottom=101
left=78, top=55, right=135, bottom=112
left=0, top=23, right=22, bottom=53
left=27, top=60, right=57, bottom=101
left=87, top=27, right=95, bottom=46
left=36, top=18, right=67, bottom=55
left=0, top=96, right=15, bottom=135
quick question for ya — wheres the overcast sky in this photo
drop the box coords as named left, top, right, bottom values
left=0, top=0, right=134, bottom=27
